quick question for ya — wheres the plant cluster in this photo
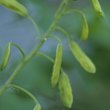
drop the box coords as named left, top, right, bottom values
left=0, top=0, right=104, bottom=109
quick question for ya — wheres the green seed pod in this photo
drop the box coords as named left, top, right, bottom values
left=81, top=14, right=89, bottom=41
left=0, top=0, right=28, bottom=16
left=92, top=0, right=104, bottom=16
left=69, top=41, right=96, bottom=73
left=1, top=43, right=11, bottom=70
left=51, top=43, right=62, bottom=87
left=58, top=72, right=73, bottom=108
left=33, top=103, right=41, bottom=110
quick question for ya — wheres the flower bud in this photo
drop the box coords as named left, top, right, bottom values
left=1, top=43, right=11, bottom=70
left=0, top=0, right=28, bottom=16
left=51, top=43, right=62, bottom=87
left=59, top=72, right=73, bottom=108
left=81, top=14, right=89, bottom=40
left=69, top=41, right=96, bottom=73
left=92, top=0, right=104, bottom=16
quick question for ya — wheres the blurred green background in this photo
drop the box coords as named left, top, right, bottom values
left=0, top=0, right=110, bottom=110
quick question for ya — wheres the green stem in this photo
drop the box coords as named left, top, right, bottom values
left=28, top=16, right=42, bottom=38
left=11, top=43, right=25, bottom=58
left=9, top=84, right=38, bottom=104
left=49, top=34, right=62, bottom=43
left=55, top=26, right=70, bottom=39
left=37, top=52, right=54, bottom=63
left=37, top=52, right=64, bottom=72
left=0, top=0, right=69, bottom=96
left=64, top=9, right=83, bottom=15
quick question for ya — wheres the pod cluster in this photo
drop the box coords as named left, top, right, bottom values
left=51, top=43, right=73, bottom=108
left=50, top=0, right=104, bottom=104
left=0, top=0, right=104, bottom=109
left=50, top=0, right=104, bottom=106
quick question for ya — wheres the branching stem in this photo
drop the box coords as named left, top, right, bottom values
left=0, top=0, right=70, bottom=96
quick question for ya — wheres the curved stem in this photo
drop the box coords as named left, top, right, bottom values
left=49, top=34, right=62, bottom=43
left=37, top=52, right=64, bottom=73
left=64, top=9, right=89, bottom=40
left=64, top=9, right=87, bottom=28
left=0, top=0, right=70, bottom=96
left=9, top=84, right=38, bottom=104
left=11, top=43, right=25, bottom=58
left=64, top=9, right=84, bottom=16
left=55, top=26, right=70, bottom=39
left=37, top=52, right=54, bottom=63
left=28, top=16, right=42, bottom=38
left=55, top=0, right=68, bottom=19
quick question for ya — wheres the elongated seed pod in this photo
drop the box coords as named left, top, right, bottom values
left=81, top=14, right=89, bottom=40
left=92, top=0, right=104, bottom=16
left=1, top=43, right=11, bottom=70
left=69, top=41, right=96, bottom=73
left=58, top=72, right=73, bottom=108
left=51, top=43, right=62, bottom=87
left=33, top=103, right=41, bottom=110
left=0, top=0, right=28, bottom=16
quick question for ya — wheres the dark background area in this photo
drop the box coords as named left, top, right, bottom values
left=0, top=0, right=110, bottom=110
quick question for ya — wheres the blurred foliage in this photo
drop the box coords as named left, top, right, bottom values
left=0, top=0, right=110, bottom=110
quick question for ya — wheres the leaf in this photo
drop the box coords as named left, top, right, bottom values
left=69, top=41, right=96, bottom=73
left=0, top=0, right=28, bottom=16
left=51, top=43, right=62, bottom=87
left=58, top=72, right=73, bottom=108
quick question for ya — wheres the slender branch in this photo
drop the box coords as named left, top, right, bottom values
left=64, top=9, right=83, bottom=16
left=11, top=43, right=25, bottom=58
left=0, top=0, right=70, bottom=96
left=38, top=51, right=69, bottom=73
left=28, top=16, right=42, bottom=38
left=55, top=26, right=70, bottom=39
left=49, top=34, right=62, bottom=43
left=37, top=52, right=64, bottom=72
left=37, top=52, right=54, bottom=63
left=9, top=84, right=38, bottom=104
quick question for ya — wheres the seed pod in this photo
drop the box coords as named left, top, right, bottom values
left=51, top=43, right=62, bottom=87
left=58, top=72, right=73, bottom=108
left=33, top=103, right=41, bottom=110
left=81, top=14, right=89, bottom=41
left=92, top=0, right=104, bottom=16
left=69, top=41, right=96, bottom=74
left=0, top=0, right=28, bottom=16
left=1, top=43, right=11, bottom=70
